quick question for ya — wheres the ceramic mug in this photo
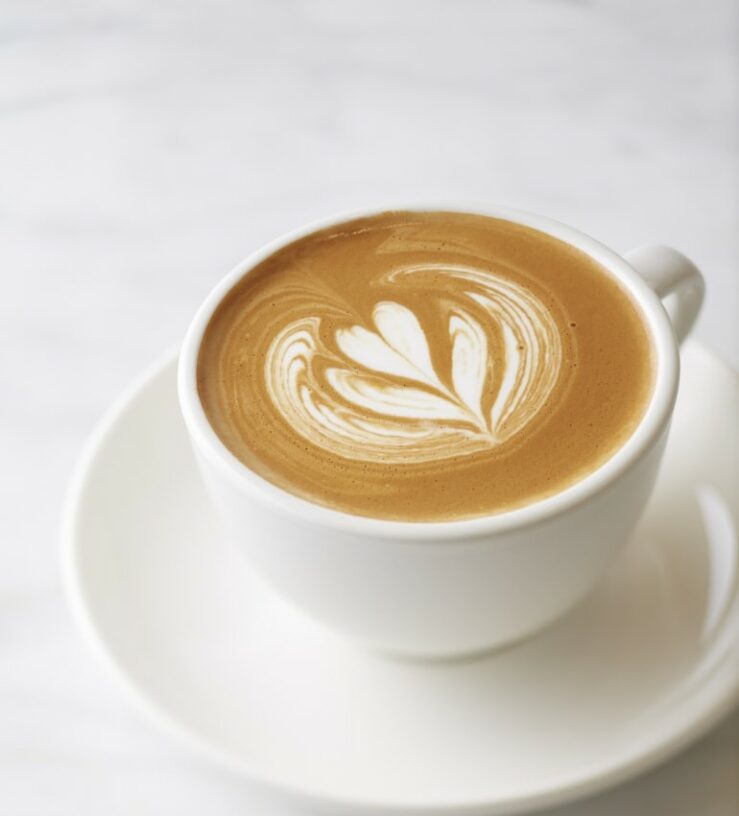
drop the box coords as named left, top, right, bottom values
left=178, top=205, right=704, bottom=658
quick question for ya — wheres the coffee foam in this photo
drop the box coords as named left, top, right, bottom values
left=265, top=264, right=563, bottom=464
left=197, top=212, right=653, bottom=521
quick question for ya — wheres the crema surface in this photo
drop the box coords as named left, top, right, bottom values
left=198, top=212, right=653, bottom=520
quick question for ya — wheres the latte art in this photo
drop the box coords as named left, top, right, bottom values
left=197, top=211, right=653, bottom=520
left=265, top=264, right=563, bottom=464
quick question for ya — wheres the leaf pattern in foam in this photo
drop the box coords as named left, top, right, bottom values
left=335, top=326, right=421, bottom=384
left=372, top=301, right=441, bottom=387
left=264, top=262, right=564, bottom=464
left=325, top=369, right=472, bottom=423
left=491, top=322, right=521, bottom=430
left=449, top=310, right=488, bottom=426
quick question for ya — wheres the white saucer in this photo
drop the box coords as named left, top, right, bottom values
left=62, top=341, right=739, bottom=815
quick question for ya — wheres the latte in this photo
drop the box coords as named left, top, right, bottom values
left=197, top=211, right=653, bottom=520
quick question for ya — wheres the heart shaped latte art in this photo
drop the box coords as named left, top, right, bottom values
left=264, top=264, right=563, bottom=463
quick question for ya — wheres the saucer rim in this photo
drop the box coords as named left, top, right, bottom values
left=61, top=343, right=739, bottom=815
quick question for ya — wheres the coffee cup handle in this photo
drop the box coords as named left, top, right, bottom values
left=624, top=245, right=705, bottom=344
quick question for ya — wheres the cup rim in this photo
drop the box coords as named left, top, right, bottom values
left=178, top=203, right=679, bottom=541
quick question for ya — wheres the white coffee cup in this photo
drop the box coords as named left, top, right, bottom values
left=178, top=205, right=704, bottom=659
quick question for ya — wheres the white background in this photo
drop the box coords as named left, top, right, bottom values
left=2, top=1, right=737, bottom=813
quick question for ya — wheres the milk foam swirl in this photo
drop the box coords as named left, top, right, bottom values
left=264, top=263, right=562, bottom=463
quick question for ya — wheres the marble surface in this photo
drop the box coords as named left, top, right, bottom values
left=2, top=0, right=737, bottom=813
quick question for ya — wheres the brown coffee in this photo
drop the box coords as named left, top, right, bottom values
left=197, top=211, right=653, bottom=521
